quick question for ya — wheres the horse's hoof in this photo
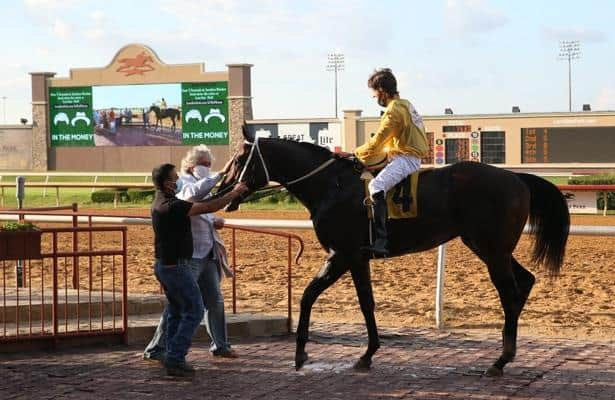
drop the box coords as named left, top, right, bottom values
left=484, top=366, right=503, bottom=377
left=295, top=352, right=308, bottom=370
left=353, top=358, right=372, bottom=372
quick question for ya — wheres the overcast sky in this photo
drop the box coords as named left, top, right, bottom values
left=1, top=0, right=614, bottom=124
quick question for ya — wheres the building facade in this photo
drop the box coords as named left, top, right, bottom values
left=343, top=110, right=615, bottom=171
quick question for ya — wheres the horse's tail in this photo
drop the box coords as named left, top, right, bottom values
left=516, top=173, right=570, bottom=275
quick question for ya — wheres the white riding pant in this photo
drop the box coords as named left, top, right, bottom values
left=368, top=154, right=421, bottom=198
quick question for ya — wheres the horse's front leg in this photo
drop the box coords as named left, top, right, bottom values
left=295, top=250, right=349, bottom=370
left=350, top=258, right=380, bottom=371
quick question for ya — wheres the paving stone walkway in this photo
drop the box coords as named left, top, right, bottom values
left=1, top=322, right=613, bottom=399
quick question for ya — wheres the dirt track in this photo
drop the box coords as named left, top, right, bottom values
left=58, top=208, right=611, bottom=341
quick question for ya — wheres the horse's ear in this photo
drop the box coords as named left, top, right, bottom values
left=242, top=122, right=254, bottom=143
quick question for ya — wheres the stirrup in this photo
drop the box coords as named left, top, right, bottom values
left=361, top=243, right=389, bottom=257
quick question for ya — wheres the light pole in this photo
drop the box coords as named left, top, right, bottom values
left=558, top=40, right=581, bottom=112
left=326, top=53, right=344, bottom=118
left=1, top=96, right=6, bottom=124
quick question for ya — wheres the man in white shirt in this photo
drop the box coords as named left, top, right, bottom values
left=144, top=145, right=238, bottom=361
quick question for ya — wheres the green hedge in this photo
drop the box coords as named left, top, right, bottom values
left=568, top=173, right=615, bottom=185
left=568, top=173, right=615, bottom=210
left=91, top=189, right=128, bottom=203
left=91, top=187, right=297, bottom=205
left=91, top=188, right=155, bottom=203
left=127, top=188, right=155, bottom=203
left=246, top=190, right=298, bottom=204
left=598, top=194, right=615, bottom=210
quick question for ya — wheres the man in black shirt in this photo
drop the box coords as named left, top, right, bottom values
left=151, top=163, right=247, bottom=377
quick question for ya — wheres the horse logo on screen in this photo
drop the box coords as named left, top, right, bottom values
left=116, top=51, right=155, bottom=76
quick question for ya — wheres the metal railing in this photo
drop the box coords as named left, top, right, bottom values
left=228, top=225, right=304, bottom=333
left=0, top=226, right=128, bottom=345
left=0, top=209, right=305, bottom=334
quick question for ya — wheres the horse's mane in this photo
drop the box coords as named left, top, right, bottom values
left=259, top=138, right=358, bottom=179
left=261, top=138, right=333, bottom=158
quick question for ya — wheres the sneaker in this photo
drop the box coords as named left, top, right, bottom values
left=143, top=352, right=164, bottom=364
left=165, top=360, right=196, bottom=377
left=212, top=348, right=238, bottom=359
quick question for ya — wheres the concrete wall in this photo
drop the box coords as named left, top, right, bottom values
left=0, top=125, right=34, bottom=170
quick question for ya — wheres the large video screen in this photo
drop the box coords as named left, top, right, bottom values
left=49, top=82, right=229, bottom=146
left=522, top=127, right=615, bottom=163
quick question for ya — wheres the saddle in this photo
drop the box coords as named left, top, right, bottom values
left=361, top=170, right=422, bottom=219
left=337, top=154, right=424, bottom=219
left=350, top=154, right=425, bottom=219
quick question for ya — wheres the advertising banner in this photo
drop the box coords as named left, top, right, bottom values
left=49, top=87, right=94, bottom=146
left=181, top=82, right=229, bottom=145
left=248, top=122, right=342, bottom=152
left=563, top=191, right=598, bottom=214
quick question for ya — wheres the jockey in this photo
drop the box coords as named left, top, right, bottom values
left=351, top=68, right=429, bottom=256
left=160, top=98, right=167, bottom=110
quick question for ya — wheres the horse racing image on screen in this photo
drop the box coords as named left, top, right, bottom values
left=49, top=81, right=229, bottom=147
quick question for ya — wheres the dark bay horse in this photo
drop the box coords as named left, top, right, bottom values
left=219, top=127, right=570, bottom=377
left=148, top=105, right=181, bottom=133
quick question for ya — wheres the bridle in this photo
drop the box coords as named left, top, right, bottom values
left=238, top=137, right=270, bottom=184
left=231, top=137, right=337, bottom=200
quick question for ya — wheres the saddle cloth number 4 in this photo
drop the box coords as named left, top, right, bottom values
left=384, top=170, right=421, bottom=219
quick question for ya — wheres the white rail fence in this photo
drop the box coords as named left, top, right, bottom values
left=1, top=214, right=613, bottom=329
left=0, top=172, right=151, bottom=196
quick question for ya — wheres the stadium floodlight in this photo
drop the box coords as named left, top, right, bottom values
left=558, top=40, right=581, bottom=112
left=326, top=53, right=344, bottom=118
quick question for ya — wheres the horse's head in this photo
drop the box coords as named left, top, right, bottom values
left=219, top=123, right=270, bottom=211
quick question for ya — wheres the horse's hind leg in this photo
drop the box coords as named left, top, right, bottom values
left=511, top=257, right=535, bottom=315
left=295, top=251, right=349, bottom=370
left=462, top=237, right=528, bottom=377
left=483, top=254, right=525, bottom=377
left=484, top=257, right=536, bottom=377
left=350, top=259, right=380, bottom=371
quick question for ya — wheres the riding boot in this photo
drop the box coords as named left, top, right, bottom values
left=361, top=191, right=389, bottom=257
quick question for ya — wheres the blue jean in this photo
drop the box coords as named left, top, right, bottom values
left=144, top=255, right=230, bottom=358
left=152, top=259, right=204, bottom=364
